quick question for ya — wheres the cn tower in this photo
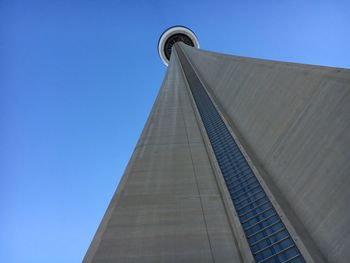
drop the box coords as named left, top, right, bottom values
left=84, top=26, right=350, bottom=263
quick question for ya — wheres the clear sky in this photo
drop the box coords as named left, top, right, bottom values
left=1, top=0, right=349, bottom=262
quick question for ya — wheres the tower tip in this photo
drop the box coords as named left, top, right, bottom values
left=158, top=26, right=199, bottom=66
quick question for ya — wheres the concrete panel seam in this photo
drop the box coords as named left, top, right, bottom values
left=176, top=56, right=216, bottom=263
left=175, top=45, right=246, bottom=263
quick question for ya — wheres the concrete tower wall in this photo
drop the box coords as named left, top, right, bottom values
left=84, top=50, right=242, bottom=263
left=182, top=44, right=350, bottom=262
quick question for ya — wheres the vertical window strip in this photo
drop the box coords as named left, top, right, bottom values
left=176, top=45, right=305, bottom=263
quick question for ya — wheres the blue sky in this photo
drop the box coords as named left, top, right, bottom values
left=1, top=0, right=349, bottom=262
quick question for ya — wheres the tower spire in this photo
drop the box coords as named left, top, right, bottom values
left=158, top=26, right=199, bottom=66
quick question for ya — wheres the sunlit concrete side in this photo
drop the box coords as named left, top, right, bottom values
left=83, top=50, right=242, bottom=263
left=182, top=44, right=350, bottom=263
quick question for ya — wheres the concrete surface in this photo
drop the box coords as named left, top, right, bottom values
left=182, top=44, right=350, bottom=263
left=83, top=49, right=243, bottom=263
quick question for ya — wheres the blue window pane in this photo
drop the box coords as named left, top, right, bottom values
left=244, top=215, right=280, bottom=237
left=249, top=222, right=285, bottom=244
left=251, top=229, right=290, bottom=252
left=233, top=186, right=262, bottom=203
left=242, top=208, right=276, bottom=228
left=240, top=201, right=272, bottom=222
left=235, top=191, right=266, bottom=210
left=230, top=180, right=259, bottom=194
left=237, top=196, right=269, bottom=215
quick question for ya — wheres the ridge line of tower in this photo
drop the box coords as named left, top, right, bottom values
left=174, top=43, right=247, bottom=263
left=175, top=53, right=217, bottom=263
left=175, top=43, right=316, bottom=263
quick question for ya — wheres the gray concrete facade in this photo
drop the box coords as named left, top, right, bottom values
left=84, top=44, right=350, bottom=263
left=181, top=44, right=350, bottom=262
left=83, top=49, right=242, bottom=263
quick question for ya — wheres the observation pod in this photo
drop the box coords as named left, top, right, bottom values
left=158, top=26, right=200, bottom=66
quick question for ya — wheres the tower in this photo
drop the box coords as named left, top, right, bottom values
left=84, top=26, right=350, bottom=263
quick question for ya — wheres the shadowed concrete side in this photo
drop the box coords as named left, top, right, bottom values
left=182, top=44, right=350, bottom=263
left=83, top=50, right=242, bottom=263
